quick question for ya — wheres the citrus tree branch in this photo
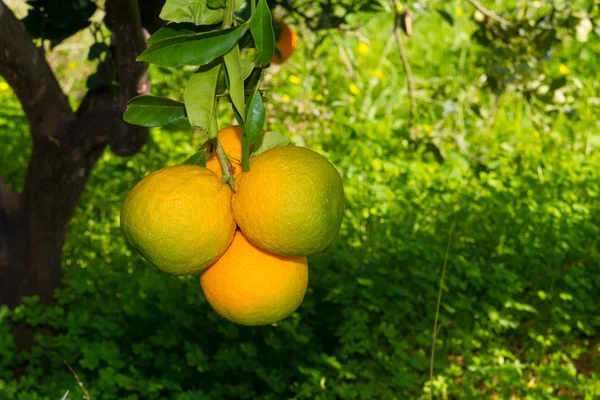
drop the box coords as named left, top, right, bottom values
left=209, top=138, right=236, bottom=191
left=465, top=0, right=513, bottom=27
left=0, top=174, right=19, bottom=218
left=0, top=0, right=73, bottom=137
left=103, top=0, right=150, bottom=156
left=392, top=3, right=417, bottom=136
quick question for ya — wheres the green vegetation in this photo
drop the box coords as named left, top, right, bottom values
left=1, top=1, right=600, bottom=399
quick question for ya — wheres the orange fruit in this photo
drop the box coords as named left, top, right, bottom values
left=206, top=126, right=243, bottom=180
left=200, top=231, right=309, bottom=326
left=232, top=145, right=345, bottom=256
left=120, top=165, right=236, bottom=275
left=272, top=22, right=297, bottom=65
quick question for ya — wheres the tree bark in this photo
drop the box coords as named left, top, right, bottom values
left=0, top=0, right=149, bottom=309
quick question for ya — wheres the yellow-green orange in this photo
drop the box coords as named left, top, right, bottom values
left=232, top=146, right=344, bottom=256
left=200, top=231, right=308, bottom=326
left=120, top=165, right=235, bottom=275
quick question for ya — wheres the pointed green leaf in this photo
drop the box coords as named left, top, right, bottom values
left=242, top=89, right=265, bottom=170
left=184, top=64, right=221, bottom=137
left=251, top=0, right=275, bottom=66
left=436, top=9, right=454, bottom=26
left=160, top=0, right=245, bottom=25
left=184, top=149, right=207, bottom=166
left=146, top=23, right=220, bottom=43
left=240, top=49, right=257, bottom=80
left=224, top=45, right=245, bottom=120
left=123, top=95, right=187, bottom=127
left=251, top=131, right=290, bottom=158
left=244, top=67, right=263, bottom=96
left=206, top=0, right=225, bottom=9
left=137, top=24, right=249, bottom=68
left=88, top=42, right=108, bottom=60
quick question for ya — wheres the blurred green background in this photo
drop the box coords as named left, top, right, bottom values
left=1, top=0, right=600, bottom=399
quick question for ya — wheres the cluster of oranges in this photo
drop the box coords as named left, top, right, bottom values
left=121, top=127, right=344, bottom=326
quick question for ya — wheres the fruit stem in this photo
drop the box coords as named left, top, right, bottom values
left=210, top=137, right=236, bottom=192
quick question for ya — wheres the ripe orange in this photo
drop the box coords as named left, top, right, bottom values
left=232, top=145, right=345, bottom=256
left=205, top=126, right=243, bottom=180
left=272, top=22, right=297, bottom=65
left=120, top=165, right=236, bottom=275
left=200, top=231, right=309, bottom=326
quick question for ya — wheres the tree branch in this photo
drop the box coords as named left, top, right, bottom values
left=104, top=0, right=150, bottom=156
left=0, top=175, right=19, bottom=219
left=0, top=1, right=73, bottom=137
left=465, top=0, right=513, bottom=27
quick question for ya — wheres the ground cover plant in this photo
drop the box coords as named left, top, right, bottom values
left=1, top=0, right=599, bottom=399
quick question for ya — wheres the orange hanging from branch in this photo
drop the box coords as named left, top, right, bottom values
left=271, top=22, right=297, bottom=65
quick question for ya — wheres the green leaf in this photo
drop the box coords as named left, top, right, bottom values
left=550, top=76, right=568, bottom=91
left=356, top=0, right=388, bottom=13
left=123, top=95, right=187, bottom=127
left=224, top=45, right=245, bottom=120
left=436, top=9, right=454, bottom=26
left=88, top=42, right=108, bottom=60
left=137, top=24, right=249, bottom=68
left=251, top=0, right=275, bottom=66
left=244, top=67, right=263, bottom=96
left=206, top=0, right=225, bottom=9
left=251, top=131, right=289, bottom=158
left=86, top=74, right=106, bottom=90
left=242, top=89, right=265, bottom=170
left=146, top=23, right=220, bottom=43
left=183, top=149, right=207, bottom=166
left=184, top=64, right=221, bottom=137
left=241, top=60, right=255, bottom=81
left=160, top=0, right=245, bottom=25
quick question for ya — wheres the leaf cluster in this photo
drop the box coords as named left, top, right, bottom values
left=124, top=0, right=285, bottom=172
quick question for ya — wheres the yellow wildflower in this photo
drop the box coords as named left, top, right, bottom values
left=315, top=94, right=323, bottom=101
left=558, top=63, right=571, bottom=75
left=281, top=94, right=291, bottom=103
left=0, top=82, right=9, bottom=91
left=396, top=2, right=403, bottom=12
left=371, top=70, right=385, bottom=80
left=68, top=61, right=77, bottom=70
left=289, top=75, right=301, bottom=84
left=349, top=83, right=360, bottom=96
left=357, top=42, right=370, bottom=56
left=454, top=7, right=463, bottom=17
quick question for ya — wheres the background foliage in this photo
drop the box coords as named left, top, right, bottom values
left=1, top=0, right=600, bottom=399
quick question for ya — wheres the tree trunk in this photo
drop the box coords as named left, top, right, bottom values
left=0, top=0, right=149, bottom=310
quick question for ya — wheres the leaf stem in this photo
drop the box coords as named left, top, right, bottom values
left=210, top=137, right=236, bottom=191
left=392, top=4, right=417, bottom=141
left=428, top=214, right=456, bottom=400
left=250, top=0, right=256, bottom=16
left=223, top=0, right=235, bottom=28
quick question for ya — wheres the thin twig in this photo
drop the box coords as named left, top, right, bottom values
left=63, top=360, right=91, bottom=400
left=429, top=215, right=457, bottom=400
left=466, top=0, right=513, bottom=27
left=210, top=137, right=236, bottom=191
left=392, top=2, right=417, bottom=138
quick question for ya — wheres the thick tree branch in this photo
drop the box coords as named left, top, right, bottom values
left=0, top=1, right=73, bottom=137
left=0, top=175, right=19, bottom=216
left=465, top=0, right=513, bottom=27
left=104, top=0, right=150, bottom=156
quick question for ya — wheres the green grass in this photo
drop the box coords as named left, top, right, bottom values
left=1, top=2, right=600, bottom=399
